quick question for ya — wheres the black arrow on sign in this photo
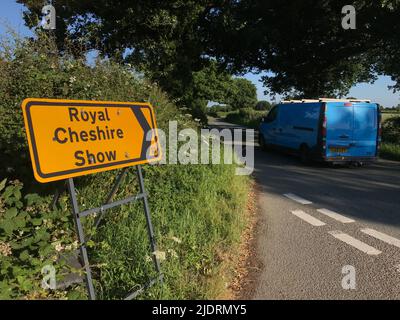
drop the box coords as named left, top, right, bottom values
left=130, top=107, right=154, bottom=160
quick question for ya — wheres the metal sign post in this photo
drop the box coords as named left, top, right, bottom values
left=65, top=165, right=162, bottom=300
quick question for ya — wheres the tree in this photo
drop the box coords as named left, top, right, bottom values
left=255, top=100, right=272, bottom=111
left=17, top=0, right=225, bottom=106
left=208, top=1, right=400, bottom=97
left=223, top=78, right=256, bottom=109
left=18, top=0, right=400, bottom=101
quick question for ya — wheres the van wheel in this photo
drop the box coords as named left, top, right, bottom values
left=300, top=145, right=310, bottom=165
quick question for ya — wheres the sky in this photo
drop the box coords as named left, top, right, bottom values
left=1, top=0, right=399, bottom=108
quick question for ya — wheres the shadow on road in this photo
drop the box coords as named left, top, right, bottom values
left=254, top=147, right=400, bottom=227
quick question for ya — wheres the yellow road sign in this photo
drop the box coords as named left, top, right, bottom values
left=21, top=98, right=162, bottom=183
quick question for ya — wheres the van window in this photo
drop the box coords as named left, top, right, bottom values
left=328, top=106, right=353, bottom=130
left=265, top=106, right=278, bottom=123
left=354, top=107, right=376, bottom=130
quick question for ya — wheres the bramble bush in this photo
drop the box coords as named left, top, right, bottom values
left=0, top=178, right=84, bottom=299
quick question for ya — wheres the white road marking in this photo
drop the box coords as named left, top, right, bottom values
left=291, top=210, right=326, bottom=226
left=361, top=228, right=400, bottom=249
left=317, top=208, right=355, bottom=224
left=328, top=230, right=381, bottom=255
left=284, top=193, right=312, bottom=205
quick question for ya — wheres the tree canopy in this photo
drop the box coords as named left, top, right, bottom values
left=255, top=101, right=272, bottom=111
left=18, top=0, right=400, bottom=103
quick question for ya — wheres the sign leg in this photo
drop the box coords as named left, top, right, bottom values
left=93, top=167, right=128, bottom=229
left=136, top=165, right=162, bottom=276
left=67, top=178, right=97, bottom=300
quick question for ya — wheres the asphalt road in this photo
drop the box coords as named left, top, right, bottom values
left=209, top=117, right=400, bottom=300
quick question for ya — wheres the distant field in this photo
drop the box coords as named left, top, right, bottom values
left=381, top=112, right=399, bottom=122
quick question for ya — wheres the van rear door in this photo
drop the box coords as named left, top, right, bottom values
left=352, top=103, right=378, bottom=157
left=326, top=102, right=354, bottom=157
left=326, top=102, right=378, bottom=158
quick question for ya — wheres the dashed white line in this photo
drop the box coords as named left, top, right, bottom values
left=317, top=208, right=355, bottom=224
left=284, top=193, right=312, bottom=205
left=361, top=228, right=400, bottom=249
left=291, top=210, right=326, bottom=226
left=328, top=230, right=381, bottom=255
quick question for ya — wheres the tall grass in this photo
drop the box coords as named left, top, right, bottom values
left=380, top=143, right=400, bottom=161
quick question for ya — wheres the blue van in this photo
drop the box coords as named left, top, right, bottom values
left=258, top=99, right=381, bottom=164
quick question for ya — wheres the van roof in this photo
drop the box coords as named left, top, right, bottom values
left=281, top=98, right=371, bottom=104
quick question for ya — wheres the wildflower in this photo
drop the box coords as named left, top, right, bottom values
left=0, top=241, right=12, bottom=257
left=167, top=249, right=178, bottom=259
left=170, top=236, right=182, bottom=244
left=52, top=241, right=64, bottom=252
left=153, top=250, right=166, bottom=262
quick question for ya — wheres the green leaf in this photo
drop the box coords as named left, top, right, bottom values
left=4, top=207, right=18, bottom=219
left=86, top=240, right=96, bottom=248
left=0, top=219, right=15, bottom=235
left=24, top=193, right=41, bottom=206
left=12, top=266, right=23, bottom=277
left=38, top=244, right=54, bottom=258
left=0, top=178, right=6, bottom=192
left=31, top=218, right=42, bottom=226
left=67, top=290, right=82, bottom=300
left=19, top=250, right=30, bottom=261
left=34, top=229, right=50, bottom=242
left=14, top=216, right=26, bottom=229
left=13, top=188, right=21, bottom=200
left=3, top=186, right=13, bottom=199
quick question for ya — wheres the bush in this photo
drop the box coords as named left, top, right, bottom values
left=0, top=34, right=250, bottom=299
left=382, top=116, right=400, bottom=144
left=0, top=178, right=81, bottom=299
left=225, top=108, right=266, bottom=128
left=254, top=100, right=272, bottom=111
left=206, top=105, right=232, bottom=116
left=380, top=143, right=400, bottom=161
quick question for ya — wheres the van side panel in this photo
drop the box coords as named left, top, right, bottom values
left=278, top=103, right=321, bottom=151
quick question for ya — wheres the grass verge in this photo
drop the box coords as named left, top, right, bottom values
left=87, top=162, right=250, bottom=300
left=380, top=143, right=400, bottom=161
